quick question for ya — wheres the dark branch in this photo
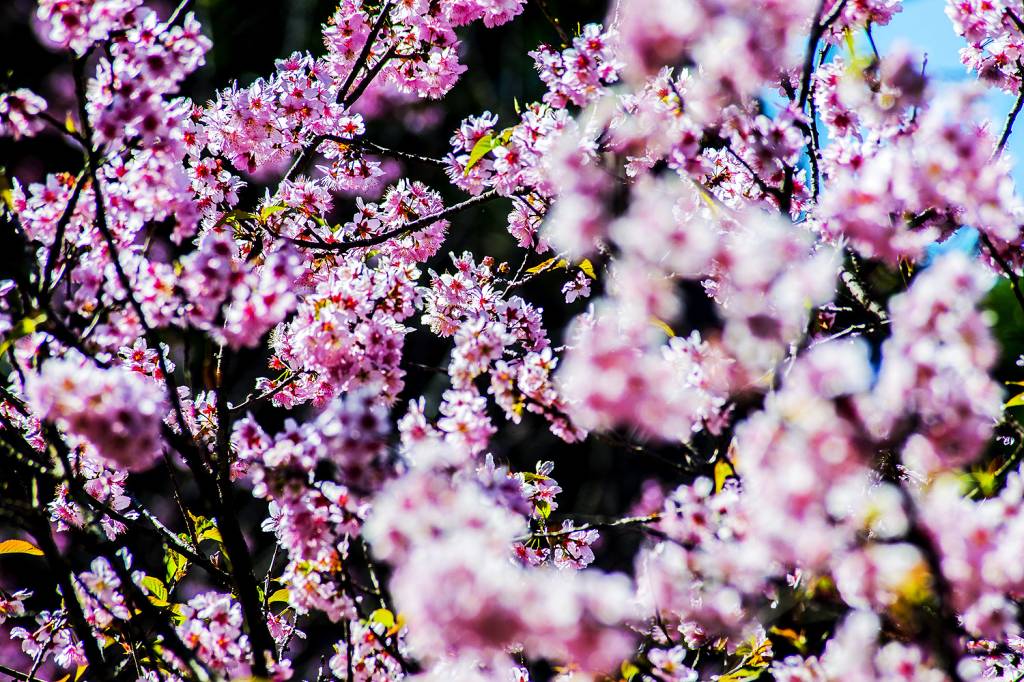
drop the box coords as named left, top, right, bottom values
left=283, top=189, right=501, bottom=253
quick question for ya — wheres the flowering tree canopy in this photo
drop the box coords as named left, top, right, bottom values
left=6, top=0, right=1024, bottom=680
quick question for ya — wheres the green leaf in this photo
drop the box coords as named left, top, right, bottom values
left=187, top=512, right=223, bottom=544
left=164, top=548, right=188, bottom=584
left=535, top=499, right=552, bottom=519
left=141, top=575, right=168, bottom=603
left=718, top=668, right=768, bottom=682
left=216, top=209, right=256, bottom=228
left=0, top=167, right=14, bottom=211
left=0, top=312, right=47, bottom=357
left=495, top=126, right=515, bottom=146
left=259, top=204, right=290, bottom=222
left=463, top=133, right=494, bottom=175
left=0, top=539, right=44, bottom=556
left=578, top=259, right=596, bottom=280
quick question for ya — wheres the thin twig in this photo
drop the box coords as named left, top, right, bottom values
left=798, top=0, right=850, bottom=109
left=0, top=664, right=43, bottom=682
left=229, top=371, right=303, bottom=413
left=535, top=0, right=571, bottom=46
left=994, top=69, right=1024, bottom=158
left=283, top=189, right=500, bottom=253
left=343, top=44, right=398, bottom=108
left=524, top=513, right=661, bottom=540
left=163, top=0, right=194, bottom=27
left=839, top=269, right=889, bottom=323
left=979, top=231, right=1024, bottom=317
left=41, top=170, right=86, bottom=295
left=355, top=139, right=447, bottom=167
left=337, top=1, right=393, bottom=104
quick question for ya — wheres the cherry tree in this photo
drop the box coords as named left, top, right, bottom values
left=3, top=0, right=1024, bottom=680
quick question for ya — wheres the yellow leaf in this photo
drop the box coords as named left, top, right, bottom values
left=267, top=589, right=291, bottom=605
left=387, top=612, right=406, bottom=636
left=369, top=608, right=395, bottom=629
left=513, top=97, right=521, bottom=116
left=769, top=626, right=807, bottom=653
left=1005, top=392, right=1024, bottom=408
left=0, top=539, right=44, bottom=556
left=525, top=257, right=568, bottom=275
left=650, top=317, right=675, bottom=337
left=199, top=526, right=222, bottom=544
left=697, top=187, right=719, bottom=214
left=65, top=112, right=77, bottom=134
left=75, top=664, right=88, bottom=681
left=620, top=661, right=640, bottom=681
left=579, top=258, right=596, bottom=280
left=0, top=168, right=13, bottom=211
left=843, top=28, right=857, bottom=59
left=717, top=669, right=766, bottom=682
left=714, top=459, right=735, bottom=493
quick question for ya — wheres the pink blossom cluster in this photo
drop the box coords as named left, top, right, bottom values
left=614, top=0, right=817, bottom=118
left=530, top=24, right=623, bottom=109
left=445, top=103, right=570, bottom=206
left=25, top=358, right=167, bottom=471
left=0, top=89, right=48, bottom=140
left=176, top=592, right=256, bottom=679
left=867, top=253, right=1002, bottom=473
left=36, top=0, right=141, bottom=54
left=49, top=452, right=135, bottom=539
left=947, top=0, right=1024, bottom=93
left=10, top=610, right=87, bottom=672
left=366, top=459, right=634, bottom=673
left=823, top=0, right=903, bottom=42
left=817, top=89, right=1022, bottom=270
left=771, top=611, right=946, bottom=681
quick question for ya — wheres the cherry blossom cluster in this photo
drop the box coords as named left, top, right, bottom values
left=365, top=454, right=634, bottom=674
left=947, top=0, right=1024, bottom=93
left=25, top=358, right=167, bottom=471
left=0, top=89, right=48, bottom=140
left=530, top=23, right=622, bottom=109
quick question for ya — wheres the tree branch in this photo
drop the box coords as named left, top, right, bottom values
left=282, top=189, right=501, bottom=253
left=994, top=67, right=1024, bottom=158
left=798, top=0, right=850, bottom=109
